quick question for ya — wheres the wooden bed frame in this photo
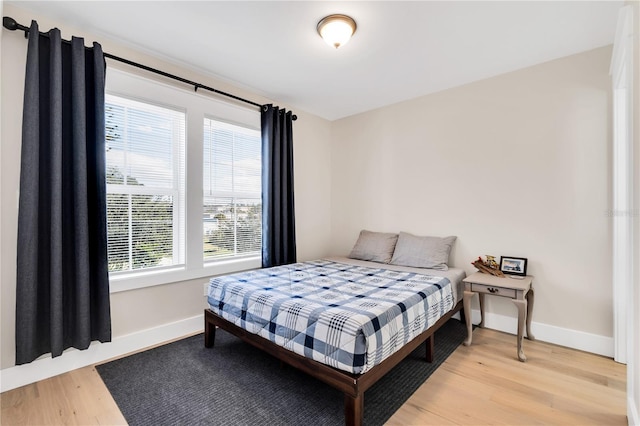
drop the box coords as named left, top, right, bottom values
left=204, top=300, right=463, bottom=426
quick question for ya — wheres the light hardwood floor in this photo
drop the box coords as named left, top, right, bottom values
left=1, top=327, right=626, bottom=425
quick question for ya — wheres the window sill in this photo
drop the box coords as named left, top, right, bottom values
left=109, top=256, right=262, bottom=293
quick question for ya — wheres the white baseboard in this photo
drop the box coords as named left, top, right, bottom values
left=0, top=314, right=203, bottom=393
left=0, top=310, right=615, bottom=393
left=629, top=395, right=639, bottom=426
left=468, top=309, right=614, bottom=358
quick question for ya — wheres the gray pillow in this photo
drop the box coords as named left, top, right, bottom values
left=390, top=232, right=456, bottom=270
left=348, top=230, right=398, bottom=264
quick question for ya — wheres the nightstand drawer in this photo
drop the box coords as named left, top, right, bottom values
left=471, top=283, right=516, bottom=298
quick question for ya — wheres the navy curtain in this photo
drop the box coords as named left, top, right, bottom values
left=261, top=105, right=296, bottom=267
left=16, top=21, right=111, bottom=365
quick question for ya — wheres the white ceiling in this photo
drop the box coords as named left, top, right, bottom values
left=7, top=1, right=623, bottom=121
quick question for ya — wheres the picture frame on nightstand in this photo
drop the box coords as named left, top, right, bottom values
left=500, top=256, right=528, bottom=276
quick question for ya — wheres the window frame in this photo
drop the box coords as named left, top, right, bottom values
left=105, top=93, right=187, bottom=274
left=202, top=116, right=262, bottom=263
left=105, top=67, right=262, bottom=294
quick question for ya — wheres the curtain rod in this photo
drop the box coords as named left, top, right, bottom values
left=2, top=16, right=297, bottom=121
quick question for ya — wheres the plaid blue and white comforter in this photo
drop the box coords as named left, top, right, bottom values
left=207, top=259, right=453, bottom=374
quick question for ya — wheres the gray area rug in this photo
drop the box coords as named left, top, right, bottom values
left=97, top=318, right=466, bottom=426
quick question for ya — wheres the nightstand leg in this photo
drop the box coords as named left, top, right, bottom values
left=513, top=299, right=528, bottom=362
left=478, top=293, right=485, bottom=328
left=526, top=289, right=535, bottom=340
left=463, top=290, right=474, bottom=346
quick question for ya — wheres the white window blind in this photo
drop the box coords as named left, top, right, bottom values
left=105, top=94, right=185, bottom=272
left=203, top=119, right=261, bottom=260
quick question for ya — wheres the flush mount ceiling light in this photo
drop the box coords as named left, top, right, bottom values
left=317, top=14, right=357, bottom=49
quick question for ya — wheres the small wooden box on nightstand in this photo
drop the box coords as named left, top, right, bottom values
left=462, top=272, right=535, bottom=362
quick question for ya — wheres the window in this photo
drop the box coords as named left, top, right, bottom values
left=203, top=119, right=261, bottom=261
left=105, top=68, right=262, bottom=291
left=105, top=95, right=185, bottom=273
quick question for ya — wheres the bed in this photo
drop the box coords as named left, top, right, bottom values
left=204, top=254, right=465, bottom=426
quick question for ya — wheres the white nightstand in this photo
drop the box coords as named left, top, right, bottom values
left=462, top=272, right=535, bottom=362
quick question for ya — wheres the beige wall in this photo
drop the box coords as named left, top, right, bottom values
left=0, top=4, right=333, bottom=369
left=330, top=47, right=613, bottom=337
